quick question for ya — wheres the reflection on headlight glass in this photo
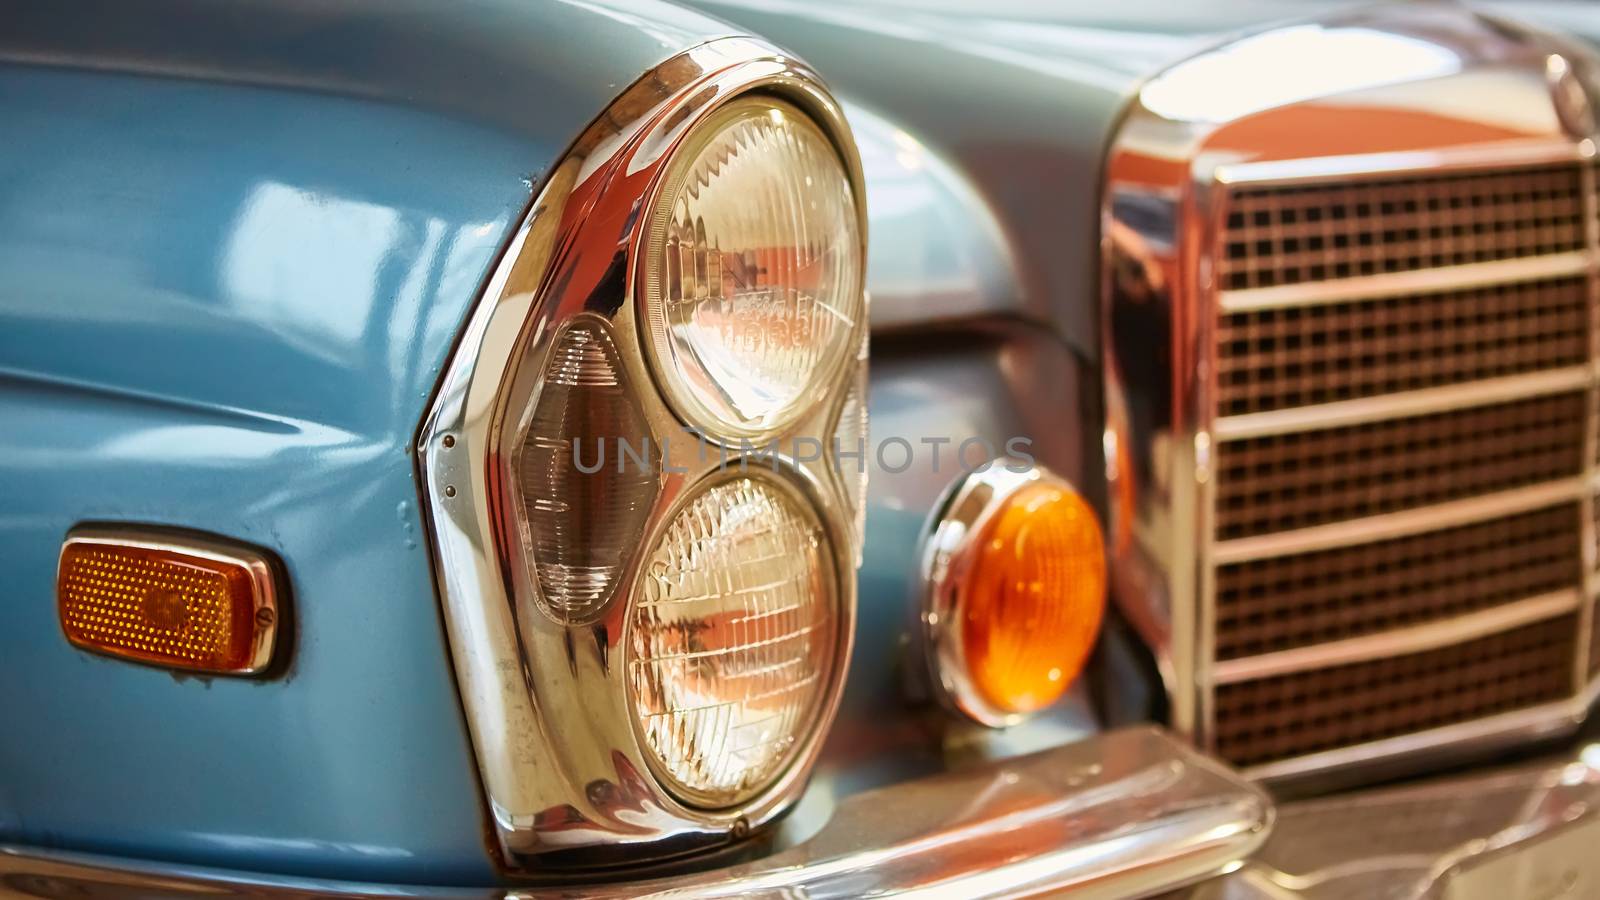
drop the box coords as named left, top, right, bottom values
left=628, top=475, right=837, bottom=807
left=643, top=97, right=862, bottom=437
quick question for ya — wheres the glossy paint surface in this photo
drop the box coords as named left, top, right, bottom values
left=4, top=0, right=1570, bottom=887
left=0, top=0, right=732, bottom=884
left=1490, top=2, right=1600, bottom=45
left=845, top=103, right=1026, bottom=331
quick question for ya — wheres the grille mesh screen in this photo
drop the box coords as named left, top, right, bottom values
left=1214, top=505, right=1583, bottom=660
left=1215, top=393, right=1586, bottom=541
left=1216, top=277, right=1589, bottom=417
left=1219, top=164, right=1586, bottom=291
left=1213, top=616, right=1578, bottom=767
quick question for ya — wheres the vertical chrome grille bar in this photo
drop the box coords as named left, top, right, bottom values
left=1196, top=179, right=1227, bottom=751
left=1576, top=148, right=1599, bottom=690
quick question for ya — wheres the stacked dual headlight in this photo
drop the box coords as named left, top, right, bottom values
left=628, top=97, right=862, bottom=806
left=422, top=40, right=867, bottom=865
left=630, top=475, right=839, bottom=805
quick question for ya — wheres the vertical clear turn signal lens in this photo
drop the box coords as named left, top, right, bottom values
left=511, top=316, right=658, bottom=624
left=628, top=474, right=839, bottom=807
left=640, top=96, right=863, bottom=438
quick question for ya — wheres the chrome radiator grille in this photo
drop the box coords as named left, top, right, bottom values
left=1203, top=159, right=1600, bottom=774
left=1213, top=505, right=1584, bottom=661
left=1215, top=393, right=1587, bottom=540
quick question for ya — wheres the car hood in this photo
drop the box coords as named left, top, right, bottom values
left=688, top=0, right=1415, bottom=353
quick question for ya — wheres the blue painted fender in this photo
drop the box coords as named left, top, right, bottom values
left=0, top=0, right=738, bottom=885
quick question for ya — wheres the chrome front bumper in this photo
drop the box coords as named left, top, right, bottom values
left=8, top=729, right=1595, bottom=899
left=0, top=727, right=1267, bottom=899
left=1190, top=742, right=1600, bottom=900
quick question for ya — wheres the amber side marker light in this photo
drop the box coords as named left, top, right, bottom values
left=57, top=528, right=281, bottom=676
left=922, top=463, right=1107, bottom=727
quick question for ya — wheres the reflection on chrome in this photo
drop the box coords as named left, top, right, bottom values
left=1193, top=746, right=1600, bottom=899
left=0, top=728, right=1273, bottom=899
left=416, top=37, right=868, bottom=867
left=1141, top=25, right=1461, bottom=124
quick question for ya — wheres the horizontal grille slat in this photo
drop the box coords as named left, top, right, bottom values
left=1216, top=276, right=1590, bottom=417
left=1220, top=164, right=1587, bottom=291
left=1213, top=616, right=1578, bottom=768
left=1215, top=393, right=1587, bottom=541
left=1214, top=505, right=1583, bottom=660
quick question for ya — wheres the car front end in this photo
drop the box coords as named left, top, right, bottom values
left=4, top=1, right=1600, bottom=897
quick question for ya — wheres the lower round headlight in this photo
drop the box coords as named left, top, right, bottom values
left=627, top=473, right=839, bottom=807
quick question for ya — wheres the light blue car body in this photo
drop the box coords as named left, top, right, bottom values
left=3, top=0, right=1594, bottom=889
left=0, top=0, right=730, bottom=884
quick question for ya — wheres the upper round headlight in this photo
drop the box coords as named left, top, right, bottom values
left=627, top=472, right=839, bottom=808
left=640, top=96, right=863, bottom=439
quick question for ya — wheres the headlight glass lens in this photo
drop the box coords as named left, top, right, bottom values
left=628, top=474, right=838, bottom=807
left=642, top=97, right=862, bottom=438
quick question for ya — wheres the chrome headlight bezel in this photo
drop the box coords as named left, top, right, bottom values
left=416, top=38, right=866, bottom=868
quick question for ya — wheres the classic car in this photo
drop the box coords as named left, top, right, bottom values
left=4, top=0, right=1600, bottom=896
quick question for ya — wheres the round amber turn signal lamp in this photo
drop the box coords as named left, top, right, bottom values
left=922, top=464, right=1107, bottom=726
